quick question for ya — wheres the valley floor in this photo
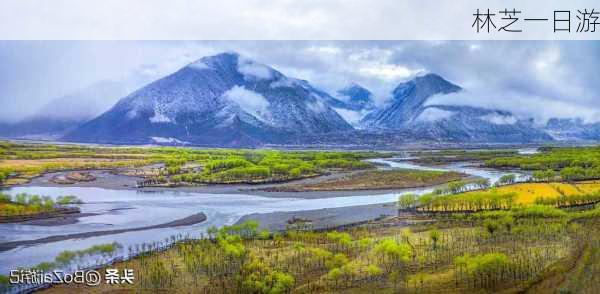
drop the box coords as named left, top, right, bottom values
left=4, top=142, right=600, bottom=293
left=40, top=214, right=600, bottom=294
left=22, top=165, right=465, bottom=199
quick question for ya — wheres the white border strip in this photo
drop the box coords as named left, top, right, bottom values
left=0, top=0, right=599, bottom=40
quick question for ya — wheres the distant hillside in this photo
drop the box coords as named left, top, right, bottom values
left=360, top=74, right=552, bottom=143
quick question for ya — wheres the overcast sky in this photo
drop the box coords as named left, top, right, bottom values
left=1, top=41, right=599, bottom=123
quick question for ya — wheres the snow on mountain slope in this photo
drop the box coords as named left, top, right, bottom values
left=63, top=52, right=353, bottom=147
left=360, top=73, right=552, bottom=143
left=361, top=73, right=462, bottom=128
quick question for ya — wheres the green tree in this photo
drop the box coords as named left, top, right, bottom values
left=429, top=229, right=441, bottom=250
left=496, top=174, right=516, bottom=186
left=398, top=193, right=418, bottom=210
left=560, top=166, right=586, bottom=182
left=373, top=238, right=412, bottom=272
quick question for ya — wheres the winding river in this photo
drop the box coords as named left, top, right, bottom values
left=0, top=158, right=521, bottom=274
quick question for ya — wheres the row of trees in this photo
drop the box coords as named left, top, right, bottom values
left=534, top=192, right=600, bottom=208
left=0, top=193, right=82, bottom=216
left=530, top=167, right=599, bottom=182
left=412, top=191, right=518, bottom=213
left=431, top=175, right=517, bottom=197
left=1, top=193, right=56, bottom=216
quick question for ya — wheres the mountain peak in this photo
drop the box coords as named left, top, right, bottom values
left=415, top=72, right=445, bottom=82
left=339, top=83, right=369, bottom=94
left=341, top=82, right=362, bottom=90
left=361, top=73, right=462, bottom=129
left=392, top=73, right=461, bottom=98
left=187, top=52, right=239, bottom=70
left=416, top=73, right=461, bottom=90
left=335, top=83, right=374, bottom=111
left=201, top=51, right=240, bottom=63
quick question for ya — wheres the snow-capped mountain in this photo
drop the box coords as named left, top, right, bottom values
left=361, top=73, right=461, bottom=128
left=63, top=53, right=353, bottom=147
left=360, top=73, right=552, bottom=143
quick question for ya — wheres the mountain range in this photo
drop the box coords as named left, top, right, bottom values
left=1, top=52, right=597, bottom=147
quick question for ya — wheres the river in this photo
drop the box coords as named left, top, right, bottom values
left=0, top=158, right=521, bottom=274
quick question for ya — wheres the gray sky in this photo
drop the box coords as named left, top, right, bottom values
left=0, top=41, right=599, bottom=123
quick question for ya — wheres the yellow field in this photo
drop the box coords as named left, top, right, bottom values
left=489, top=182, right=600, bottom=204
left=551, top=183, right=582, bottom=196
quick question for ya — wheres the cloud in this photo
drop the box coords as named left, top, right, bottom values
left=269, top=76, right=300, bottom=89
left=415, top=107, right=455, bottom=122
left=222, top=85, right=271, bottom=120
left=307, top=45, right=341, bottom=55
left=188, top=60, right=210, bottom=70
left=237, top=56, right=273, bottom=80
left=149, top=110, right=172, bottom=123
left=480, top=113, right=517, bottom=125
left=332, top=108, right=366, bottom=125
left=359, top=64, right=418, bottom=80
left=307, top=99, right=327, bottom=113
left=428, top=89, right=600, bottom=124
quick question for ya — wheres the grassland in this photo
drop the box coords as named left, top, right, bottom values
left=0, top=141, right=388, bottom=187
left=263, top=169, right=465, bottom=192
